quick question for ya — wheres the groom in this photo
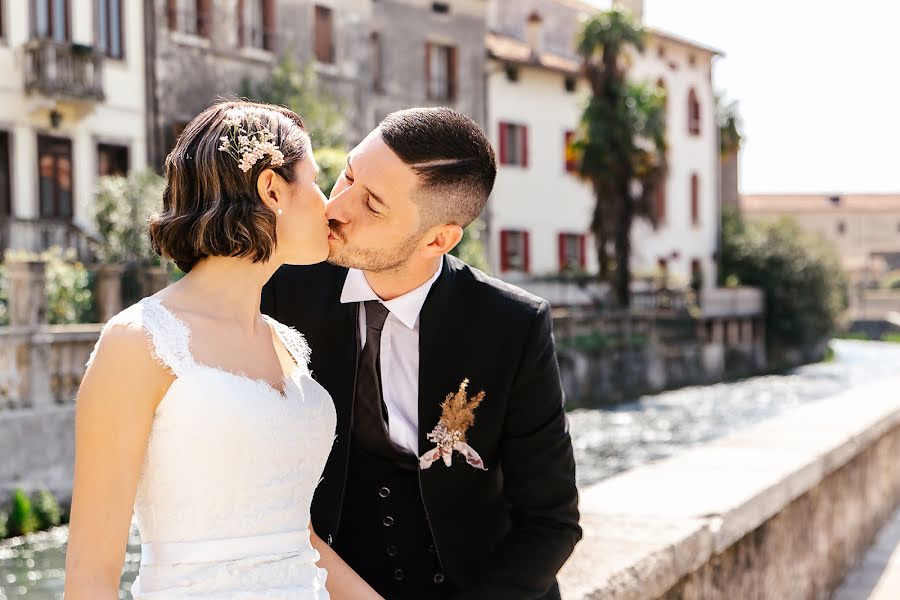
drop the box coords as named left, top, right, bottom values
left=262, top=107, right=581, bottom=599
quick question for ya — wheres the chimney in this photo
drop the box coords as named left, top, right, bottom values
left=613, top=0, right=644, bottom=21
left=526, top=10, right=543, bottom=56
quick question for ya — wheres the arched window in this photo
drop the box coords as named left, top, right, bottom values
left=688, top=88, right=701, bottom=135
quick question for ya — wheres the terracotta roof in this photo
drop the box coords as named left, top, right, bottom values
left=741, top=194, right=900, bottom=213
left=647, top=27, right=723, bottom=57
left=486, top=32, right=582, bottom=75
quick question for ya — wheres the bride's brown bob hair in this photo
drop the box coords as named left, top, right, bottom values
left=149, top=100, right=310, bottom=273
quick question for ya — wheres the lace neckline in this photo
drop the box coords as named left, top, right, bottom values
left=142, top=296, right=299, bottom=400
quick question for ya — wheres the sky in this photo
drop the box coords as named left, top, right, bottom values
left=589, top=0, right=900, bottom=194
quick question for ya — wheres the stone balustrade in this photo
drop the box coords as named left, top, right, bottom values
left=559, top=375, right=900, bottom=599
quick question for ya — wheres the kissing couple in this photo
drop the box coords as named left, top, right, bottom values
left=65, top=100, right=581, bottom=599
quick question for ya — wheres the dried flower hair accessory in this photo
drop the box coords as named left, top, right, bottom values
left=218, top=110, right=285, bottom=173
left=419, top=378, right=487, bottom=471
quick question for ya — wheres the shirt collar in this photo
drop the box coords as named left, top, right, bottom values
left=340, top=259, right=444, bottom=329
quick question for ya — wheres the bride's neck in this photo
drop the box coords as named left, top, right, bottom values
left=165, top=256, right=276, bottom=326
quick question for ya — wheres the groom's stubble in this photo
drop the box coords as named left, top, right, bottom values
left=326, top=220, right=422, bottom=274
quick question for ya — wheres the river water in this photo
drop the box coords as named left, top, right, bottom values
left=2, top=340, right=899, bottom=598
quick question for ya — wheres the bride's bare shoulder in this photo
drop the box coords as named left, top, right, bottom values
left=81, top=302, right=174, bottom=406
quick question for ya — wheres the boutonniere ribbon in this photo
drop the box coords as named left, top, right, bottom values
left=419, top=378, right=488, bottom=471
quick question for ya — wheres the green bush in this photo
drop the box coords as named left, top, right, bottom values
left=450, top=218, right=490, bottom=273
left=835, top=331, right=870, bottom=340
left=3, top=247, right=94, bottom=324
left=881, top=270, right=900, bottom=290
left=9, top=489, right=39, bottom=536
left=94, top=170, right=164, bottom=266
left=720, top=208, right=848, bottom=367
left=314, top=147, right=348, bottom=197
left=882, top=332, right=900, bottom=343
left=45, top=247, right=93, bottom=324
left=31, top=489, right=61, bottom=529
left=0, top=510, right=8, bottom=538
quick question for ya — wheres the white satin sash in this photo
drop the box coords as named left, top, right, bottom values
left=140, top=529, right=314, bottom=566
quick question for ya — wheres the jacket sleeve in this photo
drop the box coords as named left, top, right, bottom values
left=455, top=300, right=582, bottom=599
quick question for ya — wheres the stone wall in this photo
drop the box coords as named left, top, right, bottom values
left=0, top=407, right=75, bottom=501
left=559, top=376, right=900, bottom=599
left=554, top=310, right=766, bottom=406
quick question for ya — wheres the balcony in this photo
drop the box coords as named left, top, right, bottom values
left=23, top=39, right=105, bottom=103
left=0, top=217, right=97, bottom=263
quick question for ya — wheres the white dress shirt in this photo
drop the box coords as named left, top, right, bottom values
left=340, top=261, right=444, bottom=455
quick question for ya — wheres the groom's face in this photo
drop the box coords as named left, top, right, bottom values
left=325, top=130, right=426, bottom=272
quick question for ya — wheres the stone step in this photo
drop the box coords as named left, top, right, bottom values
left=833, top=505, right=900, bottom=600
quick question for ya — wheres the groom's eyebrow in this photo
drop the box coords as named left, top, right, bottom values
left=347, top=156, right=388, bottom=207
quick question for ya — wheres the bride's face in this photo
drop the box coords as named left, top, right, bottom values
left=269, top=150, right=330, bottom=266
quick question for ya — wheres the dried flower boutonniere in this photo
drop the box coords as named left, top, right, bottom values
left=419, top=378, right=488, bottom=471
left=218, top=110, right=285, bottom=173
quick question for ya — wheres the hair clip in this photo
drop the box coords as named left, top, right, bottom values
left=218, top=110, right=285, bottom=173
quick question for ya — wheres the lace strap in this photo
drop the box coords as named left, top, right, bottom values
left=85, top=298, right=194, bottom=377
left=129, top=297, right=196, bottom=377
left=264, top=317, right=311, bottom=376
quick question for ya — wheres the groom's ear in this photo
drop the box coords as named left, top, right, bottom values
left=424, top=224, right=464, bottom=257
left=256, top=168, right=280, bottom=212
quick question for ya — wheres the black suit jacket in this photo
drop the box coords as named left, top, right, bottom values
left=261, top=255, right=581, bottom=599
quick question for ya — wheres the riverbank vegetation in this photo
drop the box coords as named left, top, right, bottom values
left=0, top=488, right=66, bottom=540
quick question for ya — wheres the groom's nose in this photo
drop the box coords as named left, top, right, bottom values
left=325, top=190, right=350, bottom=223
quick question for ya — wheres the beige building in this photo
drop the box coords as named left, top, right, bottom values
left=0, top=0, right=149, bottom=260
left=740, top=194, right=900, bottom=284
left=486, top=0, right=722, bottom=290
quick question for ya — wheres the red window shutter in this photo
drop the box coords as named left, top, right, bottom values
left=558, top=233, right=567, bottom=272
left=448, top=46, right=458, bottom=100
left=425, top=42, right=432, bottom=98
left=167, top=0, right=177, bottom=30
left=498, top=123, right=508, bottom=165
left=263, top=0, right=276, bottom=51
left=500, top=230, right=510, bottom=272
left=523, top=231, right=531, bottom=273
left=521, top=125, right=529, bottom=167
left=579, top=234, right=587, bottom=269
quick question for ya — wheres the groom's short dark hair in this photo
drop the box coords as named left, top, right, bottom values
left=379, top=107, right=496, bottom=229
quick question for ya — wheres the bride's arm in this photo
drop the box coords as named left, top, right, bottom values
left=310, top=525, right=384, bottom=600
left=64, top=324, right=171, bottom=599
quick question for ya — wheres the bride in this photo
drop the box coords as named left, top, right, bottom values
left=64, top=101, right=381, bottom=599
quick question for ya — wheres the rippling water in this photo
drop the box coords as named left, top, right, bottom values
left=2, top=339, right=899, bottom=598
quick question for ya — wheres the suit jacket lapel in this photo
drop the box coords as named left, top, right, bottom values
left=417, top=255, right=463, bottom=457
left=313, top=269, right=359, bottom=447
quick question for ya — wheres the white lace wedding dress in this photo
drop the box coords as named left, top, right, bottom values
left=88, top=296, right=337, bottom=599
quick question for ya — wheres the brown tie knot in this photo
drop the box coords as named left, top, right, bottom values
left=364, top=300, right=390, bottom=332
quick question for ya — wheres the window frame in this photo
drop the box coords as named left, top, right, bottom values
left=425, top=41, right=457, bottom=101
left=313, top=4, right=335, bottom=64
left=95, top=0, right=125, bottom=59
left=558, top=232, right=587, bottom=272
left=37, top=134, right=74, bottom=220
left=498, top=122, right=529, bottom=167
left=31, top=0, right=71, bottom=42
left=500, top=229, right=530, bottom=273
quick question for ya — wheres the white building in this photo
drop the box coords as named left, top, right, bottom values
left=486, top=0, right=721, bottom=291
left=0, top=0, right=147, bottom=258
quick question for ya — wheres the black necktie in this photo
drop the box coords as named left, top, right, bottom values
left=353, top=301, right=405, bottom=459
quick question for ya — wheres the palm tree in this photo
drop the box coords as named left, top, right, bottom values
left=575, top=8, right=667, bottom=308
